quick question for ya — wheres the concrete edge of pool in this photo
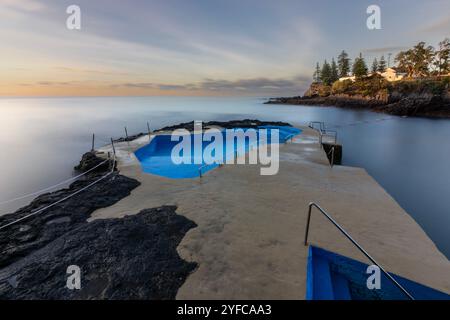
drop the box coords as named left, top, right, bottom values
left=93, top=125, right=450, bottom=299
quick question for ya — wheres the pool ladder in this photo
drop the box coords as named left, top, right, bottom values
left=309, top=121, right=338, bottom=145
left=304, top=202, right=414, bottom=300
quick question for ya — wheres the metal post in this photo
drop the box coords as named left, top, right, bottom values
left=124, top=126, right=131, bottom=147
left=199, top=167, right=202, bottom=178
left=91, top=133, right=95, bottom=151
left=147, top=122, right=151, bottom=141
left=331, top=146, right=335, bottom=168
left=110, top=138, right=116, bottom=156
left=107, top=151, right=111, bottom=170
left=304, top=205, right=312, bottom=246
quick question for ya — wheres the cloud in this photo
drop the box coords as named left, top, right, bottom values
left=418, top=16, right=450, bottom=34
left=362, top=46, right=409, bottom=54
left=0, top=0, right=46, bottom=14
left=198, top=77, right=308, bottom=92
left=111, top=75, right=310, bottom=95
left=117, top=82, right=154, bottom=89
left=36, top=81, right=74, bottom=86
left=53, top=67, right=130, bottom=76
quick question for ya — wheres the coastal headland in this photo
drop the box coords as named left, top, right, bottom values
left=266, top=76, right=450, bottom=118
left=267, top=40, right=450, bottom=118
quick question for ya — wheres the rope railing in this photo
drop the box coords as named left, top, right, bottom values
left=0, top=124, right=148, bottom=211
left=0, top=158, right=110, bottom=207
left=0, top=153, right=116, bottom=232
left=0, top=121, right=150, bottom=229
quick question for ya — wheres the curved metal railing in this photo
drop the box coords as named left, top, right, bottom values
left=304, top=202, right=414, bottom=300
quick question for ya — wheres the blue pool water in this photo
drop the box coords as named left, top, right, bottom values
left=134, top=126, right=301, bottom=179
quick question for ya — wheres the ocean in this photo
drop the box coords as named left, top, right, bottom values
left=1, top=96, right=449, bottom=259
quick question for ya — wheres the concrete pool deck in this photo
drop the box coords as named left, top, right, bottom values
left=92, top=126, right=450, bottom=299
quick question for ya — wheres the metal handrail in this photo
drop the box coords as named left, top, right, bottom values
left=304, top=202, right=414, bottom=300
left=309, top=122, right=337, bottom=145
left=327, top=146, right=335, bottom=167
left=284, top=134, right=295, bottom=143
left=198, top=163, right=215, bottom=178
left=309, top=121, right=325, bottom=132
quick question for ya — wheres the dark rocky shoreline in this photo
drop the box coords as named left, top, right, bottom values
left=0, top=206, right=197, bottom=299
left=156, top=119, right=292, bottom=132
left=0, top=151, right=197, bottom=299
left=266, top=93, right=450, bottom=118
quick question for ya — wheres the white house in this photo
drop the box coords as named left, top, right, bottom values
left=381, top=68, right=406, bottom=82
left=338, top=68, right=406, bottom=82
left=338, top=75, right=356, bottom=82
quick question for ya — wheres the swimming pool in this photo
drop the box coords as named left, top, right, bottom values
left=134, top=126, right=301, bottom=179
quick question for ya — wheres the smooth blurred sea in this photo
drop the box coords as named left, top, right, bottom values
left=1, top=96, right=449, bottom=258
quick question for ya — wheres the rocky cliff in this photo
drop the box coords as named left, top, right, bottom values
left=266, top=77, right=450, bottom=118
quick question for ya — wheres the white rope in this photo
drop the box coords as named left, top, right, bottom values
left=0, top=158, right=110, bottom=206
left=0, top=156, right=116, bottom=232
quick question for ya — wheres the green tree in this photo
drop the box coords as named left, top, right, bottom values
left=378, top=55, right=387, bottom=72
left=412, top=42, right=434, bottom=77
left=337, top=50, right=351, bottom=78
left=395, top=50, right=414, bottom=77
left=371, top=58, right=379, bottom=73
left=435, top=38, right=450, bottom=75
left=352, top=53, right=368, bottom=78
left=321, top=60, right=332, bottom=85
left=313, top=62, right=321, bottom=82
left=330, top=58, right=339, bottom=82
left=396, top=42, right=434, bottom=77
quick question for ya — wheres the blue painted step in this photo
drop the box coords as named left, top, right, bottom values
left=312, top=256, right=334, bottom=300
left=331, top=272, right=352, bottom=300
left=306, top=245, right=450, bottom=300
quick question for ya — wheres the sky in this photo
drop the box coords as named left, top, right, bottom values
left=0, top=0, right=449, bottom=97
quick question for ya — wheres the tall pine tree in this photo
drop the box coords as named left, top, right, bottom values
left=330, top=58, right=339, bottom=83
left=313, top=62, right=321, bottom=82
left=352, top=53, right=368, bottom=78
left=371, top=58, right=379, bottom=73
left=321, top=60, right=332, bottom=85
left=378, top=55, right=387, bottom=72
left=337, top=50, right=351, bottom=78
